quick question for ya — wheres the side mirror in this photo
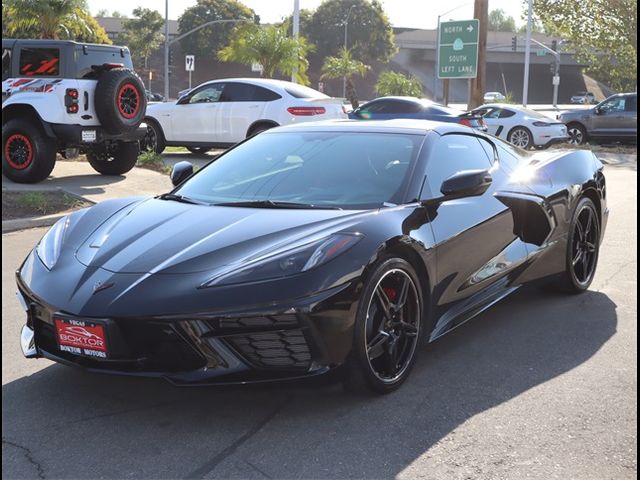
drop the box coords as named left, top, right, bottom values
left=170, top=161, right=194, bottom=186
left=594, top=106, right=604, bottom=115
left=440, top=169, right=492, bottom=199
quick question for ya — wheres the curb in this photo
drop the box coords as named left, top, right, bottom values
left=2, top=187, right=94, bottom=233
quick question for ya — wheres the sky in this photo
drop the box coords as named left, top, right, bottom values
left=87, top=0, right=527, bottom=29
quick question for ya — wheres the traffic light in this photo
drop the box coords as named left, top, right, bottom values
left=511, top=36, right=517, bottom=52
left=169, top=49, right=175, bottom=66
left=551, top=40, right=557, bottom=51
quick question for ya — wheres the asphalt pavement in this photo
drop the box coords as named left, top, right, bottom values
left=2, top=163, right=637, bottom=480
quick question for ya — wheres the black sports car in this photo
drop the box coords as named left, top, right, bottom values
left=17, top=120, right=608, bottom=393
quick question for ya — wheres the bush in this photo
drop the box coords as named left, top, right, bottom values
left=375, top=71, right=423, bottom=97
left=137, top=151, right=163, bottom=166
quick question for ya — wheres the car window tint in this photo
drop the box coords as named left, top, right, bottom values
left=74, top=46, right=134, bottom=79
left=19, top=48, right=60, bottom=77
left=253, top=85, right=281, bottom=101
left=425, top=134, right=493, bottom=196
left=2, top=47, right=11, bottom=81
left=624, top=95, right=636, bottom=112
left=189, top=84, right=224, bottom=104
left=482, top=108, right=501, bottom=119
left=498, top=109, right=516, bottom=118
left=495, top=140, right=527, bottom=171
left=379, top=101, right=422, bottom=114
left=477, top=137, right=497, bottom=163
left=360, top=101, right=386, bottom=113
left=221, top=83, right=256, bottom=102
left=284, top=84, right=328, bottom=99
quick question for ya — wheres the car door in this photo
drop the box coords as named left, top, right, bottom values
left=170, top=82, right=225, bottom=143
left=591, top=95, right=627, bottom=137
left=421, top=133, right=529, bottom=336
left=621, top=94, right=637, bottom=137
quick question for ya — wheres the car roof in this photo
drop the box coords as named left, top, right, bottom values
left=2, top=38, right=126, bottom=49
left=267, top=118, right=474, bottom=136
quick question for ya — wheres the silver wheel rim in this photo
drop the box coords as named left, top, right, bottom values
left=568, top=127, right=583, bottom=145
left=510, top=128, right=530, bottom=148
left=364, top=268, right=421, bottom=384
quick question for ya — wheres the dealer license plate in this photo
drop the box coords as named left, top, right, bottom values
left=81, top=129, right=97, bottom=142
left=54, top=318, right=108, bottom=358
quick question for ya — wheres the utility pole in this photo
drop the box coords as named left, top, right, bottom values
left=342, top=5, right=355, bottom=98
left=468, top=0, right=487, bottom=109
left=291, top=0, right=300, bottom=83
left=163, top=0, right=169, bottom=101
left=522, top=0, right=533, bottom=106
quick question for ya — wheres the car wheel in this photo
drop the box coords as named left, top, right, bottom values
left=507, top=126, right=533, bottom=149
left=344, top=257, right=424, bottom=394
left=86, top=142, right=139, bottom=175
left=567, top=123, right=587, bottom=145
left=186, top=147, right=210, bottom=155
left=247, top=123, right=276, bottom=138
left=141, top=120, right=165, bottom=154
left=554, top=197, right=600, bottom=293
left=2, top=119, right=56, bottom=184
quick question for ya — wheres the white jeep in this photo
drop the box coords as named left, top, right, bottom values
left=2, top=39, right=147, bottom=183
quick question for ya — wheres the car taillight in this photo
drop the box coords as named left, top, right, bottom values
left=459, top=118, right=472, bottom=127
left=287, top=106, right=326, bottom=116
left=65, top=88, right=79, bottom=114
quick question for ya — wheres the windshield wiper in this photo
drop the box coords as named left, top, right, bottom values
left=215, top=200, right=342, bottom=210
left=157, top=193, right=207, bottom=205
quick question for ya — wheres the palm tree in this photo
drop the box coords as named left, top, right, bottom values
left=4, top=0, right=91, bottom=40
left=320, top=48, right=370, bottom=109
left=218, top=24, right=314, bottom=85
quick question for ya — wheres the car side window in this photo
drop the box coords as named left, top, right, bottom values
left=498, top=109, right=516, bottom=118
left=18, top=47, right=60, bottom=77
left=2, top=47, right=11, bottom=80
left=221, top=82, right=256, bottom=102
left=424, top=134, right=493, bottom=197
left=253, top=86, right=281, bottom=101
left=624, top=96, right=637, bottom=112
left=188, top=84, right=224, bottom=104
left=600, top=97, right=626, bottom=113
left=360, top=101, right=386, bottom=114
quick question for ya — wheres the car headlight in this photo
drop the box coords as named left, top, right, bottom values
left=36, top=216, right=70, bottom=270
left=200, top=233, right=363, bottom=288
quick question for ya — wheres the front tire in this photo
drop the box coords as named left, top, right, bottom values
left=507, top=126, right=533, bottom=149
left=2, top=119, right=56, bottom=183
left=554, top=197, right=600, bottom=293
left=344, top=257, right=424, bottom=394
left=567, top=123, right=587, bottom=145
left=86, top=142, right=139, bottom=175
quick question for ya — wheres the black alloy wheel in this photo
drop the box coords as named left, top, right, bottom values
left=569, top=199, right=599, bottom=288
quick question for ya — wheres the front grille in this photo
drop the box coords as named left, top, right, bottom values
left=225, top=329, right=311, bottom=370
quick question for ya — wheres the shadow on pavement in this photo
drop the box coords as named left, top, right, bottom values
left=2, top=287, right=617, bottom=479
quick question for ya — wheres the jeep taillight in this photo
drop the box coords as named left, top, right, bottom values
left=65, top=88, right=79, bottom=114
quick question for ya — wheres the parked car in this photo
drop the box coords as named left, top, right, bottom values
left=145, top=90, right=164, bottom=102
left=570, top=91, right=597, bottom=104
left=483, top=91, right=506, bottom=102
left=143, top=78, right=347, bottom=154
left=559, top=93, right=637, bottom=145
left=16, top=119, right=608, bottom=393
left=2, top=38, right=147, bottom=183
left=348, top=96, right=486, bottom=131
left=470, top=104, right=568, bottom=149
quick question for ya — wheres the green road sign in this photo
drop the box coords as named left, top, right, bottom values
left=438, top=19, right=479, bottom=79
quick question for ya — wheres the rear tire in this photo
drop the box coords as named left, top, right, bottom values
left=247, top=123, right=276, bottom=138
left=507, top=126, right=533, bottom=149
left=343, top=257, right=424, bottom=394
left=141, top=119, right=165, bottom=154
left=567, top=123, right=587, bottom=145
left=86, top=142, right=139, bottom=175
left=2, top=119, right=56, bottom=183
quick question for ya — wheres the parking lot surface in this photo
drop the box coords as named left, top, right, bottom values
left=2, top=163, right=636, bottom=480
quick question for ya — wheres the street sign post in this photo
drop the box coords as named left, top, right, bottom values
left=437, top=19, right=480, bottom=79
left=185, top=55, right=194, bottom=89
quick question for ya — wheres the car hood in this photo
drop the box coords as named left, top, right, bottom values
left=72, top=197, right=370, bottom=275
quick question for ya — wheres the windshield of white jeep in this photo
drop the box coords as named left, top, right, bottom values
left=175, top=131, right=424, bottom=209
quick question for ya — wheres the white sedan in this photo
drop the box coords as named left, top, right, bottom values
left=470, top=104, right=568, bottom=149
left=143, top=78, right=347, bottom=154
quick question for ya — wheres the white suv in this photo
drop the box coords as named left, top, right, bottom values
left=143, top=78, right=347, bottom=154
left=2, top=39, right=147, bottom=183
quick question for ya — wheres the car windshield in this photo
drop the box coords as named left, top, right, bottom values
left=284, top=84, right=329, bottom=99
left=175, top=131, right=424, bottom=209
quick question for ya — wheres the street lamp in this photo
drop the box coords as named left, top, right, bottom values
left=342, top=5, right=356, bottom=98
left=434, top=2, right=473, bottom=102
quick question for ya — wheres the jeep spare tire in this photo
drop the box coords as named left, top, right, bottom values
left=95, top=68, right=147, bottom=134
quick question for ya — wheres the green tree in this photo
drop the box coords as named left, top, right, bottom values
left=320, top=47, right=370, bottom=108
left=307, top=0, right=396, bottom=64
left=488, top=9, right=516, bottom=32
left=178, top=0, right=256, bottom=59
left=218, top=24, right=314, bottom=84
left=375, top=71, right=423, bottom=97
left=4, top=0, right=110, bottom=42
left=118, top=8, right=165, bottom=71
left=532, top=0, right=636, bottom=91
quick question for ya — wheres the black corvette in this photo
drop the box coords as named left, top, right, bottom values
left=17, top=120, right=608, bottom=393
